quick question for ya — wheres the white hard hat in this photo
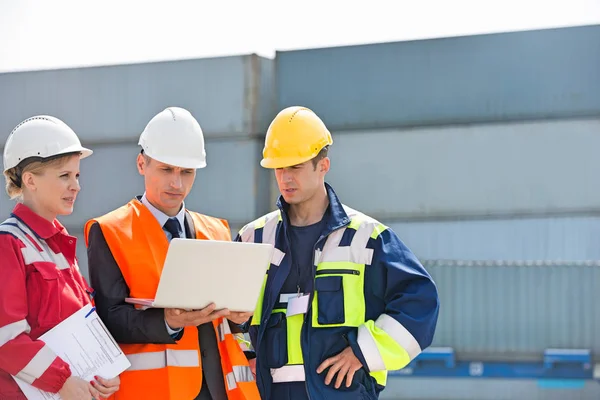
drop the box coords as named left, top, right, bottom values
left=3, top=116, right=93, bottom=172
left=138, top=107, right=207, bottom=169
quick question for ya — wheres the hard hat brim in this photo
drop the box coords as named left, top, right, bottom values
left=145, top=151, right=207, bottom=169
left=2, top=144, right=93, bottom=172
left=260, top=155, right=316, bottom=169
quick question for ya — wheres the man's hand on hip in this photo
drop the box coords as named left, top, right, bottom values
left=316, top=346, right=364, bottom=389
left=165, top=303, right=230, bottom=328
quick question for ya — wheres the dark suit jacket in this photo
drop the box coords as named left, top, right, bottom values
left=86, top=210, right=227, bottom=400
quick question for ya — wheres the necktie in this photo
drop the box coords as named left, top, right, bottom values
left=163, top=217, right=181, bottom=240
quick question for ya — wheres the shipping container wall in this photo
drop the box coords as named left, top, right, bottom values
left=425, top=261, right=600, bottom=357
left=277, top=24, right=600, bottom=130
left=389, top=215, right=600, bottom=261
left=0, top=54, right=275, bottom=143
left=325, top=118, right=600, bottom=220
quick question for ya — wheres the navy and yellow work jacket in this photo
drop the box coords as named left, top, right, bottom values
left=236, top=183, right=440, bottom=399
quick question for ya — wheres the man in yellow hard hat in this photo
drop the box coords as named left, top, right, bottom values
left=235, top=106, right=440, bottom=399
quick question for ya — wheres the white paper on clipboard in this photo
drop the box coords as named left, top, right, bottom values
left=13, top=303, right=130, bottom=399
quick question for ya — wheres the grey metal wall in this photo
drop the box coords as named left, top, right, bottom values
left=425, top=260, right=600, bottom=357
left=390, top=215, right=600, bottom=261
left=0, top=54, right=275, bottom=140
left=0, top=54, right=276, bottom=279
left=325, top=118, right=600, bottom=220
left=276, top=24, right=600, bottom=130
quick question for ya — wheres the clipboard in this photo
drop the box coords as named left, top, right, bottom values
left=13, top=304, right=130, bottom=399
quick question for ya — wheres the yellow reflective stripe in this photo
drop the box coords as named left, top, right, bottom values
left=376, top=314, right=422, bottom=360
left=312, top=261, right=365, bottom=328
left=254, top=216, right=268, bottom=230
left=234, top=333, right=252, bottom=351
left=347, top=216, right=363, bottom=230
left=357, top=320, right=411, bottom=371
left=287, top=314, right=304, bottom=364
left=369, top=370, right=388, bottom=387
left=250, top=273, right=269, bottom=326
left=370, top=223, right=388, bottom=239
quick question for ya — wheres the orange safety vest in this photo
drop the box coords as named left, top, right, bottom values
left=84, top=199, right=260, bottom=400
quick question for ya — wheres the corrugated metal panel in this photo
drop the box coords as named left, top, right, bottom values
left=424, top=260, right=600, bottom=356
left=389, top=216, right=600, bottom=261
left=276, top=24, right=600, bottom=130
left=326, top=118, right=600, bottom=218
left=0, top=54, right=275, bottom=142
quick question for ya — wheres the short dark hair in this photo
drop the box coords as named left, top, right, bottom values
left=311, top=146, right=329, bottom=169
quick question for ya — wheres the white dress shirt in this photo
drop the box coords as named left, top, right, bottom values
left=140, top=193, right=186, bottom=336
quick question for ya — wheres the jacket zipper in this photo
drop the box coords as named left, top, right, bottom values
left=315, top=269, right=360, bottom=276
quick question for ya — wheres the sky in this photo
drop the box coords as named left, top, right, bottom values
left=0, top=0, right=599, bottom=73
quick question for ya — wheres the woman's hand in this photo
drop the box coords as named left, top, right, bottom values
left=91, top=375, right=120, bottom=398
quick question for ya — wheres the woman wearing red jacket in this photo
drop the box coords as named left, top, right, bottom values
left=0, top=116, right=120, bottom=400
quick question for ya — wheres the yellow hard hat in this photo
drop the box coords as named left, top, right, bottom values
left=261, top=106, right=333, bottom=169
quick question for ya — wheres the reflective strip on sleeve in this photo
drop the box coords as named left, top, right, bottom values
left=0, top=319, right=31, bottom=347
left=270, top=365, right=305, bottom=383
left=127, top=349, right=200, bottom=371
left=357, top=315, right=421, bottom=372
left=357, top=324, right=386, bottom=372
left=375, top=314, right=422, bottom=361
left=15, top=345, right=57, bottom=384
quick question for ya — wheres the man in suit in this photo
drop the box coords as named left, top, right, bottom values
left=85, top=107, right=259, bottom=400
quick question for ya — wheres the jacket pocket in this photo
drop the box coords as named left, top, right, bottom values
left=264, top=312, right=288, bottom=368
left=315, top=275, right=345, bottom=325
left=28, top=262, right=62, bottom=327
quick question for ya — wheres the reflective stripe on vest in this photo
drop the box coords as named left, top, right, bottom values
left=127, top=349, right=200, bottom=370
left=270, top=365, right=305, bottom=383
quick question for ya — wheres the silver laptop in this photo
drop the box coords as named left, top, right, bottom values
left=126, top=238, right=274, bottom=312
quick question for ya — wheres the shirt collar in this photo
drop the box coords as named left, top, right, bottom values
left=140, top=193, right=186, bottom=230
left=11, top=203, right=64, bottom=240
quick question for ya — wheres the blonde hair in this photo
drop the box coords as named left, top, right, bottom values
left=4, top=154, right=76, bottom=201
